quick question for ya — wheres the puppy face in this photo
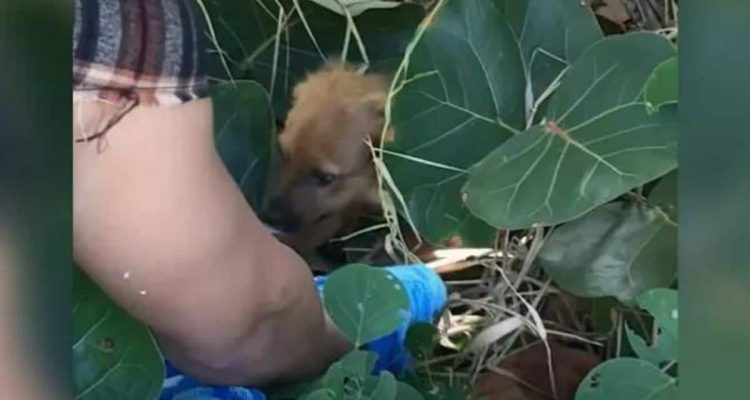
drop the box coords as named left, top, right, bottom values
left=265, top=63, right=389, bottom=251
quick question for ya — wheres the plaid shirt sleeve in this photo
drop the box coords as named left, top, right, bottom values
left=73, top=0, right=210, bottom=107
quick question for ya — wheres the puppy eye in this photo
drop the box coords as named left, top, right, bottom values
left=311, top=169, right=337, bottom=186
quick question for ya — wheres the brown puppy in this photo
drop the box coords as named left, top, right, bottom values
left=265, top=61, right=389, bottom=252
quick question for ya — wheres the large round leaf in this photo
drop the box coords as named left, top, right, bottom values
left=337, top=349, right=379, bottom=379
left=73, top=268, right=164, bottom=400
left=322, top=264, right=410, bottom=346
left=364, top=371, right=428, bottom=400
left=395, top=382, right=426, bottom=400
left=637, top=288, right=678, bottom=340
left=204, top=0, right=424, bottom=118
left=385, top=0, right=602, bottom=245
left=213, top=81, right=276, bottom=210
left=644, top=57, right=678, bottom=110
left=576, top=358, right=677, bottom=400
left=369, top=371, right=398, bottom=400
left=625, top=323, right=677, bottom=367
left=464, top=33, right=677, bottom=229
left=537, top=201, right=677, bottom=304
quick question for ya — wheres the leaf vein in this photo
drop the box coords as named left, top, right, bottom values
left=557, top=63, right=620, bottom=123
left=505, top=136, right=554, bottom=218
left=73, top=309, right=112, bottom=350
left=408, top=116, right=477, bottom=153
left=582, top=123, right=667, bottom=146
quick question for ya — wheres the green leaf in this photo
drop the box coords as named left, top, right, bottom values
left=404, top=376, right=473, bottom=400
left=204, top=0, right=424, bottom=118
left=648, top=170, right=678, bottom=222
left=308, top=0, right=402, bottom=17
left=369, top=371, right=398, bottom=400
left=464, top=33, right=677, bottom=229
left=395, top=382, right=426, bottom=400
left=212, top=81, right=276, bottom=210
left=73, top=268, right=164, bottom=400
left=300, top=388, right=334, bottom=400
left=644, top=57, right=678, bottom=111
left=386, top=0, right=602, bottom=245
left=275, top=350, right=378, bottom=399
left=576, top=358, right=677, bottom=400
left=637, top=288, right=678, bottom=340
left=625, top=323, right=678, bottom=366
left=322, top=264, right=410, bottom=346
left=322, top=362, right=347, bottom=398
left=645, top=384, right=679, bottom=400
left=405, top=322, right=437, bottom=360
left=538, top=201, right=677, bottom=304
left=337, top=350, right=379, bottom=379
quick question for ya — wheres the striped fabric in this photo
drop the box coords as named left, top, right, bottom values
left=73, top=0, right=209, bottom=108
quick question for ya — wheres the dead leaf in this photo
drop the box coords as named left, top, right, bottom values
left=475, top=341, right=600, bottom=400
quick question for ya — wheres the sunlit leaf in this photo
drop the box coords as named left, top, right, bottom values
left=464, top=33, right=677, bottom=229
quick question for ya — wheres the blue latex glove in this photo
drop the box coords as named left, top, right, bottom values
left=160, top=264, right=446, bottom=400
left=314, top=264, right=446, bottom=374
left=160, top=362, right=267, bottom=400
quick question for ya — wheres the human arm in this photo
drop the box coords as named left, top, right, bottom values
left=73, top=98, right=350, bottom=386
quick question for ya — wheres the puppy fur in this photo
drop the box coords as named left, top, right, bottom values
left=266, top=61, right=390, bottom=252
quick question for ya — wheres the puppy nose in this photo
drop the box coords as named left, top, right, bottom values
left=263, top=197, right=301, bottom=233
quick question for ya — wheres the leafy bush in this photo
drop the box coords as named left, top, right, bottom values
left=73, top=0, right=679, bottom=399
